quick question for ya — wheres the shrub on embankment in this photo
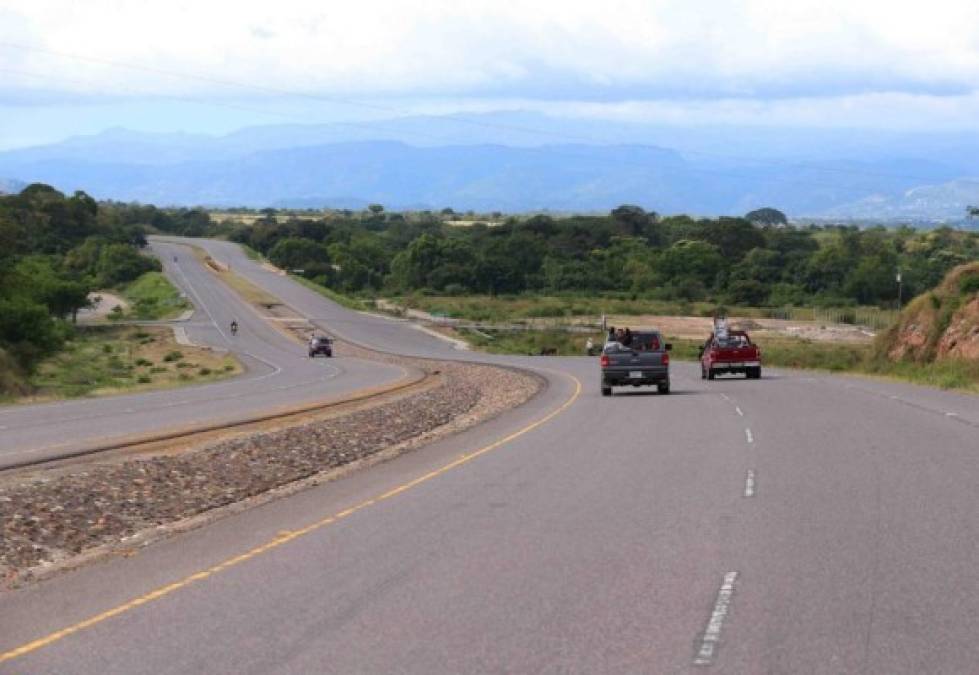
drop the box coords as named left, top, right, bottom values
left=0, top=346, right=30, bottom=398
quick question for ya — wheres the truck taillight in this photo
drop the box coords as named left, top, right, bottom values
left=661, top=352, right=669, bottom=366
left=600, top=355, right=610, bottom=367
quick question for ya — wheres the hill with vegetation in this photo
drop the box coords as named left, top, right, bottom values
left=877, top=262, right=979, bottom=363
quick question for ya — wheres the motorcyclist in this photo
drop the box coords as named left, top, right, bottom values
left=230, top=319, right=238, bottom=335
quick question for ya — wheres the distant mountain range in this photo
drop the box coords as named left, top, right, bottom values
left=1, top=111, right=978, bottom=220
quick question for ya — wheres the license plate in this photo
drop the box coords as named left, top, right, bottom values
left=629, top=371, right=643, bottom=379
left=727, top=362, right=743, bottom=368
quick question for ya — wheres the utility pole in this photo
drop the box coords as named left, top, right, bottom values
left=896, top=269, right=903, bottom=308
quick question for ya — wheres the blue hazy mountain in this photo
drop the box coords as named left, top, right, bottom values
left=1, top=111, right=977, bottom=218
left=0, top=178, right=26, bottom=194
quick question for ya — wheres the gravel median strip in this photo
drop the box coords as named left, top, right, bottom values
left=1, top=347, right=542, bottom=585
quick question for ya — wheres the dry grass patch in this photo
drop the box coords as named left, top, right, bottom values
left=24, top=326, right=240, bottom=401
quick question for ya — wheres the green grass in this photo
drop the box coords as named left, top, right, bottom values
left=241, top=244, right=265, bottom=262
left=386, top=294, right=896, bottom=329
left=394, top=294, right=707, bottom=323
left=114, top=271, right=192, bottom=320
left=458, top=328, right=604, bottom=355
left=861, top=357, right=979, bottom=391
left=0, top=346, right=30, bottom=401
left=25, top=326, right=239, bottom=400
left=292, top=276, right=369, bottom=311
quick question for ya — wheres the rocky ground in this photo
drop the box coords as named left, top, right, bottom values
left=0, top=347, right=542, bottom=584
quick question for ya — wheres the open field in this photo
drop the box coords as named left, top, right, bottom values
left=21, top=326, right=240, bottom=401
left=381, top=296, right=884, bottom=344
left=209, top=212, right=326, bottom=225
left=385, top=294, right=898, bottom=332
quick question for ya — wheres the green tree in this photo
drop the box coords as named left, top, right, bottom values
left=0, top=297, right=65, bottom=370
left=657, top=240, right=726, bottom=288
left=267, top=238, right=331, bottom=274
left=745, top=207, right=788, bottom=226
left=693, top=217, right=766, bottom=261
left=95, top=243, right=161, bottom=286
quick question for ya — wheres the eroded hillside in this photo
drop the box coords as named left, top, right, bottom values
left=878, top=262, right=979, bottom=362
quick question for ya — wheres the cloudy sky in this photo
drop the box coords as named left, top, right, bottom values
left=2, top=0, right=979, bottom=149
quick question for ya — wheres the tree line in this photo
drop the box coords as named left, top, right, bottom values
left=217, top=204, right=978, bottom=308
left=0, top=185, right=159, bottom=373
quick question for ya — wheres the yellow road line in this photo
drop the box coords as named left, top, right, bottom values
left=0, top=373, right=582, bottom=665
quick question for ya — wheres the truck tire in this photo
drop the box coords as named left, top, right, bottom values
left=749, top=367, right=761, bottom=379
left=707, top=368, right=716, bottom=380
left=658, top=382, right=670, bottom=394
left=601, top=385, right=612, bottom=397
left=701, top=366, right=707, bottom=380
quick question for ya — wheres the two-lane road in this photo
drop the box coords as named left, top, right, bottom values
left=3, top=239, right=979, bottom=673
left=0, top=240, right=405, bottom=468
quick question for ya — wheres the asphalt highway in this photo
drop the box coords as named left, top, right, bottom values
left=0, top=239, right=405, bottom=468
left=3, top=239, right=979, bottom=673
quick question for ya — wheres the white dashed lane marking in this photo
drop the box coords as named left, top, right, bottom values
left=694, top=571, right=739, bottom=666
left=745, top=428, right=753, bottom=444
left=735, top=406, right=744, bottom=417
left=743, top=470, right=756, bottom=497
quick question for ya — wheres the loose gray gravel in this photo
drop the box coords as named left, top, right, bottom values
left=0, top=350, right=542, bottom=582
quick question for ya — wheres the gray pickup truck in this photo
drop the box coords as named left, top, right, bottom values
left=600, top=331, right=672, bottom=396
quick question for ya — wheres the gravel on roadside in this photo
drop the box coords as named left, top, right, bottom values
left=0, top=348, right=542, bottom=583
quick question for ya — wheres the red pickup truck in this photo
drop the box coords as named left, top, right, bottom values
left=700, top=329, right=762, bottom=380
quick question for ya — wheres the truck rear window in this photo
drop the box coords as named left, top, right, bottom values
left=715, top=335, right=750, bottom=348
left=633, top=334, right=661, bottom=351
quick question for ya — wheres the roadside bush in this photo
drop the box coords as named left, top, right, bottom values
left=95, top=243, right=161, bottom=287
left=163, top=350, right=183, bottom=362
left=198, top=367, right=212, bottom=376
left=137, top=375, right=152, bottom=384
left=135, top=358, right=152, bottom=367
left=959, top=275, right=979, bottom=295
left=0, top=297, right=66, bottom=371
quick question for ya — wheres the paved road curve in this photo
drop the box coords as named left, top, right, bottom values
left=3, top=240, right=979, bottom=673
left=0, top=239, right=405, bottom=468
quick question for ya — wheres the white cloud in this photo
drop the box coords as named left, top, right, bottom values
left=2, top=0, right=979, bottom=97
left=3, top=0, right=979, bottom=136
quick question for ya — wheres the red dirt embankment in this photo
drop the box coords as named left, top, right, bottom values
left=878, top=262, right=979, bottom=362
